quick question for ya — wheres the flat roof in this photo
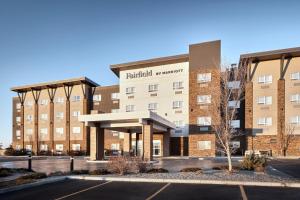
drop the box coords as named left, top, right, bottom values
left=110, top=54, right=189, bottom=76
left=240, top=46, right=300, bottom=62
left=11, top=77, right=99, bottom=92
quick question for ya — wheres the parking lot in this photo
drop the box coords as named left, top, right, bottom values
left=1, top=179, right=300, bottom=200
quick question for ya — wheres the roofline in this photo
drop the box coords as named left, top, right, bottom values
left=240, top=46, right=300, bottom=62
left=110, top=54, right=189, bottom=76
left=11, top=77, right=99, bottom=92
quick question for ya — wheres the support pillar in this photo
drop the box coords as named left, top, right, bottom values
left=63, top=85, right=73, bottom=154
left=142, top=121, right=153, bottom=161
left=163, top=129, right=170, bottom=157
left=135, top=133, right=139, bottom=156
left=123, top=132, right=132, bottom=156
left=17, top=92, right=26, bottom=150
left=277, top=79, right=285, bottom=155
left=90, top=126, right=104, bottom=160
left=47, top=87, right=56, bottom=155
left=31, top=90, right=41, bottom=155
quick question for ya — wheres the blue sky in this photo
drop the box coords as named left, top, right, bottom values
left=0, top=0, right=300, bottom=147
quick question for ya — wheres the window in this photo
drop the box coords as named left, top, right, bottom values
left=16, top=117, right=21, bottom=123
left=56, top=112, right=64, bottom=119
left=173, top=101, right=183, bottom=109
left=25, top=145, right=32, bottom=151
left=291, top=72, right=300, bottom=80
left=257, top=96, right=272, bottom=105
left=16, top=130, right=21, bottom=139
left=148, top=103, right=158, bottom=111
left=197, top=117, right=211, bottom=126
left=290, top=94, right=300, bottom=103
left=40, top=99, right=48, bottom=105
left=56, top=144, right=63, bottom=151
left=173, top=81, right=183, bottom=90
left=258, top=117, right=272, bottom=126
left=228, top=100, right=240, bottom=108
left=41, top=114, right=48, bottom=120
left=290, top=116, right=300, bottom=125
left=40, top=128, right=48, bottom=135
left=126, top=105, right=135, bottom=112
left=228, top=81, right=240, bottom=89
left=112, top=131, right=119, bottom=137
left=153, top=140, right=161, bottom=156
left=16, top=145, right=21, bottom=150
left=72, top=127, right=81, bottom=134
left=56, top=97, right=64, bottom=104
left=26, top=115, right=33, bottom=122
left=26, top=129, right=33, bottom=135
left=111, top=93, right=119, bottom=100
left=230, top=120, right=240, bottom=128
left=40, top=144, right=48, bottom=151
left=173, top=120, right=184, bottom=128
left=72, top=144, right=81, bottom=151
left=72, top=111, right=80, bottom=117
left=197, top=73, right=211, bottom=83
left=197, top=95, right=211, bottom=104
left=56, top=128, right=64, bottom=135
left=93, top=94, right=101, bottom=102
left=258, top=75, right=272, bottom=84
left=16, top=103, right=21, bottom=109
left=71, top=95, right=81, bottom=102
left=111, top=143, right=120, bottom=150
left=126, top=87, right=135, bottom=94
left=197, top=141, right=211, bottom=150
left=148, top=84, right=158, bottom=92
left=111, top=109, right=119, bottom=113
left=26, top=101, right=33, bottom=107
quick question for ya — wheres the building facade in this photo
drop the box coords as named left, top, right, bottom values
left=11, top=40, right=300, bottom=157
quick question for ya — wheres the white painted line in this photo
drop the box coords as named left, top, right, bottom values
left=54, top=181, right=112, bottom=200
left=239, top=185, right=248, bottom=200
left=146, top=183, right=171, bottom=200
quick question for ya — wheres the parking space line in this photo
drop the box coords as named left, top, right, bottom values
left=54, top=181, right=112, bottom=200
left=239, top=185, right=248, bottom=200
left=146, top=183, right=171, bottom=200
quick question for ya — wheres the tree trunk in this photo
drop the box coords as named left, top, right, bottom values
left=283, top=149, right=287, bottom=157
left=226, top=148, right=232, bottom=172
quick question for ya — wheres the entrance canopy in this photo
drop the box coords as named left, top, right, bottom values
left=78, top=111, right=176, bottom=133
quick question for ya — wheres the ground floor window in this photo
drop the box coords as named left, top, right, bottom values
left=56, top=144, right=63, bottom=151
left=16, top=145, right=21, bottom=150
left=25, top=145, right=32, bottom=151
left=197, top=141, right=211, bottom=150
left=72, top=144, right=80, bottom=151
left=153, top=140, right=161, bottom=156
left=40, top=144, right=48, bottom=151
left=111, top=143, right=120, bottom=151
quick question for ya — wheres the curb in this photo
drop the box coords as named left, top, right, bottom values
left=0, top=176, right=67, bottom=194
left=67, top=175, right=300, bottom=188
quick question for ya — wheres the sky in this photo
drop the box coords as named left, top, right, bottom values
left=0, top=0, right=300, bottom=147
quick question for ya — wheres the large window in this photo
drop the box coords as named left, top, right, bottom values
left=230, top=120, right=240, bottom=128
left=40, top=99, right=48, bottom=106
left=197, top=95, right=211, bottom=104
left=148, top=84, right=158, bottom=92
left=197, top=73, right=211, bottom=83
left=228, top=100, right=240, bottom=108
left=72, top=111, right=81, bottom=117
left=148, top=103, right=158, bottom=111
left=126, top=105, right=135, bottom=112
left=290, top=116, right=300, bottom=125
left=173, top=101, right=183, bottom=109
left=111, top=93, right=119, bottom=100
left=93, top=94, right=101, bottom=102
left=258, top=75, right=272, bottom=84
left=16, top=103, right=21, bottom=110
left=56, top=112, right=64, bottom=119
left=16, top=117, right=21, bottom=123
left=173, top=120, right=184, bottom=128
left=26, top=145, right=32, bottom=151
left=257, top=96, right=272, bottom=105
left=197, top=117, right=211, bottom=126
left=126, top=87, right=135, bottom=94
left=26, top=115, right=33, bottom=122
left=290, top=94, right=300, bottom=103
left=72, top=144, right=81, bottom=151
left=56, top=128, right=64, bottom=135
left=111, top=143, right=120, bottom=150
left=26, top=101, right=33, bottom=107
left=40, top=128, right=48, bottom=136
left=291, top=72, right=300, bottom=80
left=173, top=81, right=183, bottom=90
left=72, top=127, right=81, bottom=134
left=71, top=95, right=81, bottom=102
left=153, top=140, right=161, bottom=156
left=257, top=117, right=272, bottom=126
left=55, top=97, right=64, bottom=104
left=26, top=129, right=33, bottom=135
left=56, top=144, right=63, bottom=151
left=16, top=130, right=21, bottom=140
left=197, top=141, right=211, bottom=150
left=41, top=114, right=48, bottom=120
left=40, top=144, right=48, bottom=151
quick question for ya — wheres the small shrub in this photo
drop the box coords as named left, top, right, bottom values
left=241, top=155, right=267, bottom=171
left=68, top=150, right=86, bottom=156
left=89, top=169, right=111, bottom=175
left=71, top=170, right=89, bottom=175
left=20, top=172, right=47, bottom=180
left=39, top=150, right=52, bottom=156
left=107, top=156, right=134, bottom=175
left=4, top=146, right=27, bottom=156
left=146, top=168, right=168, bottom=173
left=48, top=171, right=69, bottom=176
left=180, top=167, right=202, bottom=172
left=0, top=169, right=12, bottom=177
left=132, top=157, right=148, bottom=173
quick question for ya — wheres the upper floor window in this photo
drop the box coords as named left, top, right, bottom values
left=197, top=141, right=211, bottom=150
left=257, top=117, right=272, bottom=126
left=40, top=144, right=48, bottom=151
left=290, top=94, right=300, bottom=103
left=173, top=101, right=183, bottom=109
left=16, top=103, right=21, bottom=109
left=26, top=129, right=33, bottom=135
left=72, top=111, right=80, bottom=117
left=197, top=95, right=211, bottom=104
left=111, top=93, right=119, bottom=100
left=258, top=75, right=272, bottom=84
left=257, top=96, right=272, bottom=105
left=40, top=99, right=48, bottom=106
left=40, top=128, right=48, bottom=135
left=173, top=81, right=183, bottom=90
left=72, top=144, right=81, bottom=151
left=16, top=117, right=21, bottom=123
left=93, top=94, right=101, bottom=102
left=72, top=127, right=81, bottom=134
left=148, top=84, right=158, bottom=92
left=228, top=100, right=240, bottom=108
left=126, top=105, right=135, bottom=112
left=55, top=97, right=64, bottom=104
left=197, top=73, right=211, bottom=83
left=230, top=120, right=240, bottom=128
left=111, top=109, right=119, bottom=113
left=56, top=112, right=64, bottom=119
left=41, top=114, right=48, bottom=120
left=197, top=117, right=211, bottom=126
left=56, top=128, right=64, bottom=135
left=126, top=87, right=135, bottom=94
left=16, top=130, right=21, bottom=137
left=228, top=81, right=240, bottom=89
left=71, top=95, right=81, bottom=102
left=290, top=116, right=300, bottom=125
left=173, top=120, right=184, bottom=128
left=26, top=101, right=33, bottom=107
left=26, top=115, right=33, bottom=122
left=148, top=103, right=158, bottom=111
left=291, top=72, right=300, bottom=80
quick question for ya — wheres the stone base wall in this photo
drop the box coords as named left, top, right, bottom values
left=189, top=134, right=216, bottom=157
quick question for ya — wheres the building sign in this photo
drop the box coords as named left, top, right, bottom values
left=126, top=69, right=184, bottom=79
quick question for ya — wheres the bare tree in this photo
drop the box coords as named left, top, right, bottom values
left=207, top=61, right=247, bottom=172
left=279, top=123, right=296, bottom=157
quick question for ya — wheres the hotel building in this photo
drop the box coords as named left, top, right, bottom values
left=11, top=40, right=300, bottom=159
